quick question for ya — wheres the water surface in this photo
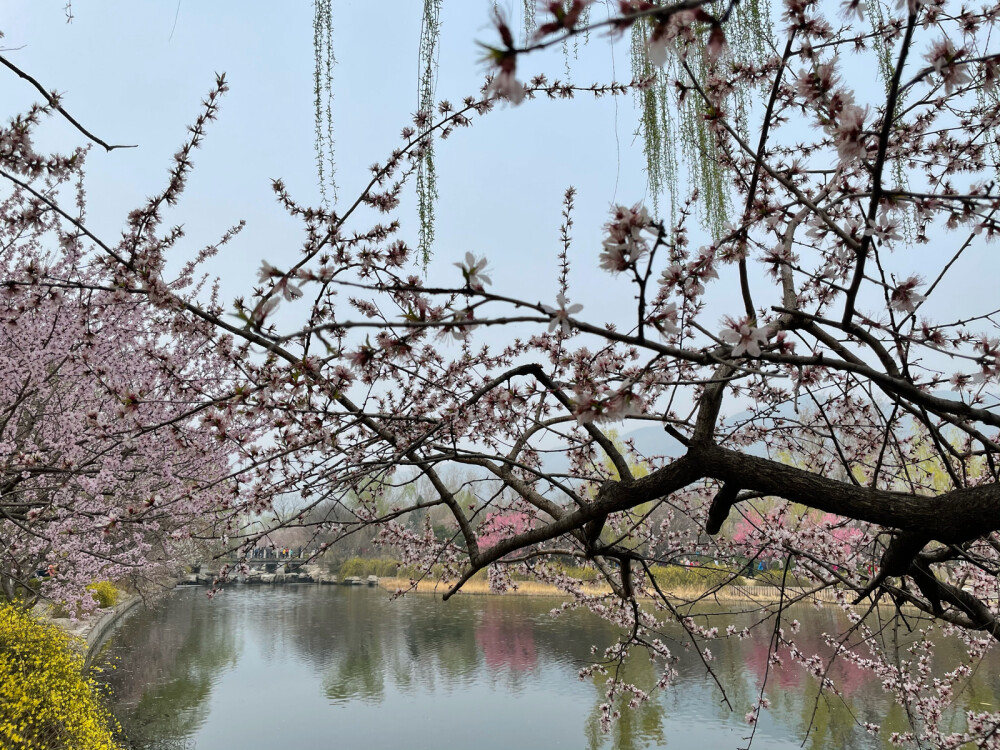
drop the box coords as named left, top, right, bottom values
left=95, top=586, right=1000, bottom=750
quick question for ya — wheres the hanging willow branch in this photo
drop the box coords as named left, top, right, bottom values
left=416, top=0, right=443, bottom=267
left=309, top=0, right=777, bottom=254
left=629, top=0, right=772, bottom=237
left=313, top=0, right=337, bottom=206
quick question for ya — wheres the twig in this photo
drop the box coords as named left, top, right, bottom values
left=0, top=54, right=137, bottom=151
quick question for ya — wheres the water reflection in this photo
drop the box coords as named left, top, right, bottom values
left=476, top=598, right=537, bottom=673
left=323, top=622, right=385, bottom=704
left=94, top=587, right=1000, bottom=750
left=97, top=591, right=240, bottom=748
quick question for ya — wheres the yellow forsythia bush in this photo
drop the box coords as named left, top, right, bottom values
left=86, top=581, right=119, bottom=609
left=0, top=602, right=122, bottom=750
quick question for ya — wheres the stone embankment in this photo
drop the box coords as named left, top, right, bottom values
left=41, top=595, right=143, bottom=666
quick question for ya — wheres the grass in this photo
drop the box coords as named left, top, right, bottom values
left=355, top=556, right=828, bottom=604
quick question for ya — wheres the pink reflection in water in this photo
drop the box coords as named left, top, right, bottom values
left=475, top=602, right=538, bottom=673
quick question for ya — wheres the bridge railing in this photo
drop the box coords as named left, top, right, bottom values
left=723, top=584, right=842, bottom=603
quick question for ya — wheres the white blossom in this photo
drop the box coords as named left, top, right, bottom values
left=454, top=252, right=492, bottom=291
left=541, top=292, right=583, bottom=336
left=719, top=319, right=768, bottom=357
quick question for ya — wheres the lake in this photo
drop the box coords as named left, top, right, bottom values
left=93, top=586, right=1000, bottom=750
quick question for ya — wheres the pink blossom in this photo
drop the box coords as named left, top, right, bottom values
left=889, top=276, right=927, bottom=314
left=257, top=260, right=301, bottom=300
left=925, top=39, right=972, bottom=94
left=449, top=307, right=479, bottom=340
left=706, top=25, right=727, bottom=61
left=600, top=202, right=655, bottom=273
left=486, top=68, right=526, bottom=104
left=719, top=318, right=768, bottom=357
left=573, top=387, right=643, bottom=424
left=646, top=26, right=670, bottom=68
left=868, top=214, right=903, bottom=245
left=541, top=292, right=583, bottom=335
left=950, top=372, right=972, bottom=391
left=481, top=10, right=525, bottom=104
left=652, top=302, right=680, bottom=337
left=478, top=510, right=531, bottom=549
left=829, top=101, right=869, bottom=162
left=840, top=0, right=865, bottom=20
left=534, top=0, right=594, bottom=38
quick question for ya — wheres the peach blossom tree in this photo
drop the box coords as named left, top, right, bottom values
left=6, top=0, right=1000, bottom=744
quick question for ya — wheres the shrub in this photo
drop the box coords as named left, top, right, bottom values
left=648, top=564, right=745, bottom=591
left=51, top=581, right=121, bottom=619
left=0, top=602, right=122, bottom=750
left=339, top=557, right=401, bottom=579
left=86, top=582, right=120, bottom=609
left=554, top=564, right=601, bottom=582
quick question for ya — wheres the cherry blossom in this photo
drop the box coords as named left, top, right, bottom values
left=482, top=11, right=525, bottom=104
left=600, top=202, right=656, bottom=273
left=258, top=260, right=303, bottom=300
left=926, top=38, right=972, bottom=93
left=534, top=1, right=594, bottom=38
left=719, top=318, right=768, bottom=357
left=541, top=292, right=583, bottom=335
left=0, top=186, right=256, bottom=610
left=651, top=302, right=680, bottom=337
left=828, top=100, right=869, bottom=162
left=889, top=276, right=927, bottom=314
left=453, top=251, right=492, bottom=290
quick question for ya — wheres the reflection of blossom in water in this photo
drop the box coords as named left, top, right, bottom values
left=475, top=604, right=537, bottom=673
left=742, top=626, right=869, bottom=696
left=743, top=637, right=803, bottom=690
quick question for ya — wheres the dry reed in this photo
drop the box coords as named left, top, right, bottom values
left=375, top=577, right=807, bottom=603
left=377, top=577, right=612, bottom=597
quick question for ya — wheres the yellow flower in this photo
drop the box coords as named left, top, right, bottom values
left=0, top=602, right=123, bottom=750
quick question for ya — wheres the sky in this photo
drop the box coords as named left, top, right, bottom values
left=3, top=1, right=996, bottom=400
left=2, top=1, right=654, bottom=317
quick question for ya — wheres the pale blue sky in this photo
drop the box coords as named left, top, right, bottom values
left=2, top=2, right=994, bottom=362
left=3, top=2, right=653, bottom=316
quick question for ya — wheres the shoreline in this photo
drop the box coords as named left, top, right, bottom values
left=377, top=576, right=612, bottom=598
left=81, top=595, right=142, bottom=666
left=376, top=576, right=845, bottom=604
left=41, top=595, right=143, bottom=666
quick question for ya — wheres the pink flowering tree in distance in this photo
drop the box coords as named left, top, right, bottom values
left=7, top=0, right=1000, bottom=744
left=0, top=88, right=260, bottom=612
